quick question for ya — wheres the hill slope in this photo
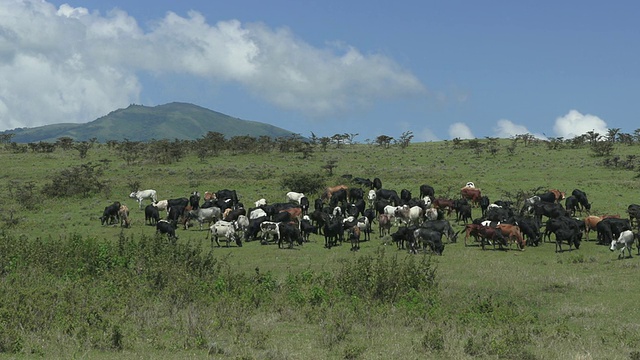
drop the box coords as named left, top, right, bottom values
left=2, top=102, right=298, bottom=143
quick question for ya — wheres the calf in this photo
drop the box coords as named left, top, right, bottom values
left=347, top=226, right=361, bottom=251
left=260, top=221, right=281, bottom=244
left=118, top=204, right=131, bottom=228
left=378, top=213, right=393, bottom=238
left=300, top=219, right=318, bottom=242
left=610, top=230, right=635, bottom=259
left=145, top=204, right=160, bottom=225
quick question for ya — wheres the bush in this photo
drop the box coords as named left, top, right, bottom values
left=280, top=172, right=326, bottom=195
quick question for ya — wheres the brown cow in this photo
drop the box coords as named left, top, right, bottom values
left=433, top=198, right=455, bottom=216
left=460, top=188, right=482, bottom=206
left=279, top=207, right=303, bottom=223
left=322, top=185, right=349, bottom=201
left=583, top=215, right=619, bottom=241
left=378, top=213, right=393, bottom=237
left=549, top=189, right=566, bottom=202
left=497, top=223, right=526, bottom=250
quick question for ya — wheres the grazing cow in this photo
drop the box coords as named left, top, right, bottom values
left=475, top=226, right=507, bottom=250
left=189, top=192, right=200, bottom=210
left=546, top=216, right=583, bottom=252
left=421, top=219, right=459, bottom=243
left=610, top=230, right=635, bottom=259
left=419, top=184, right=435, bottom=199
left=496, top=223, right=525, bottom=250
left=236, top=215, right=249, bottom=238
left=224, top=207, right=246, bottom=222
left=571, top=189, right=591, bottom=213
left=187, top=207, right=222, bottom=230
left=510, top=216, right=542, bottom=246
left=597, top=218, right=632, bottom=245
left=378, top=213, right=393, bottom=238
left=145, top=204, right=160, bottom=225
left=286, top=191, right=305, bottom=204
left=156, top=219, right=177, bottom=239
left=300, top=219, right=318, bottom=242
left=100, top=201, right=121, bottom=225
left=460, top=188, right=482, bottom=206
left=351, top=177, right=373, bottom=188
left=433, top=198, right=455, bottom=216
left=457, top=203, right=472, bottom=224
left=278, top=222, right=303, bottom=249
left=129, top=189, right=158, bottom=209
left=391, top=225, right=416, bottom=250
left=413, top=228, right=445, bottom=255
left=209, top=220, right=241, bottom=247
left=244, top=216, right=268, bottom=242
left=118, top=204, right=131, bottom=228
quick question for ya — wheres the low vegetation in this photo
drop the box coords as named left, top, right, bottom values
left=1, top=132, right=640, bottom=359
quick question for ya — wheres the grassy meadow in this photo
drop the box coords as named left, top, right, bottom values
left=1, top=138, right=640, bottom=359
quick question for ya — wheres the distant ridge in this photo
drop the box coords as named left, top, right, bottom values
left=2, top=102, right=299, bottom=143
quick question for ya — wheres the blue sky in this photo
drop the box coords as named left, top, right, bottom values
left=2, top=1, right=639, bottom=142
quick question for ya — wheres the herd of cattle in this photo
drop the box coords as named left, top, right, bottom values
left=97, top=178, right=640, bottom=258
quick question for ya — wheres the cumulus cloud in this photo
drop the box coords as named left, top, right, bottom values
left=449, top=122, right=474, bottom=139
left=416, top=127, right=440, bottom=142
left=493, top=119, right=546, bottom=139
left=553, top=110, right=608, bottom=139
left=0, top=1, right=425, bottom=130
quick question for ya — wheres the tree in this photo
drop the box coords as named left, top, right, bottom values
left=56, top=137, right=74, bottom=151
left=585, top=130, right=601, bottom=145
left=607, top=128, right=621, bottom=143
left=398, top=131, right=414, bottom=149
left=591, top=141, right=614, bottom=157
left=321, top=159, right=338, bottom=176
left=74, top=141, right=92, bottom=159
left=319, top=137, right=331, bottom=152
left=375, top=135, right=394, bottom=148
left=118, top=139, right=144, bottom=165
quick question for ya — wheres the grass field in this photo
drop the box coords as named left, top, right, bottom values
left=1, top=138, right=640, bottom=359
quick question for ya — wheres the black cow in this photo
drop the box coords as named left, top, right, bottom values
left=565, top=196, right=579, bottom=217
left=156, top=220, right=177, bottom=239
left=224, top=208, right=246, bottom=221
left=510, top=216, right=541, bottom=246
left=278, top=222, right=303, bottom=249
left=329, top=189, right=348, bottom=208
left=348, top=199, right=366, bottom=218
left=412, top=228, right=445, bottom=255
left=244, top=216, right=268, bottom=242
left=351, top=177, right=373, bottom=188
left=391, top=225, right=417, bottom=250
left=216, top=189, right=238, bottom=206
left=400, top=189, right=412, bottom=205
left=100, top=201, right=121, bottom=225
left=373, top=177, right=382, bottom=190
left=300, top=219, right=318, bottom=242
left=299, top=196, right=310, bottom=215
left=571, top=189, right=591, bottom=213
left=189, top=192, right=200, bottom=210
left=168, top=197, right=189, bottom=209
left=323, top=219, right=344, bottom=248
left=538, top=191, right=557, bottom=203
left=144, top=204, right=160, bottom=225
left=479, top=196, right=490, bottom=217
left=419, top=184, right=435, bottom=199
left=376, top=189, right=400, bottom=206
left=597, top=218, right=632, bottom=245
left=627, top=204, right=640, bottom=228
left=314, top=198, right=324, bottom=212
left=349, top=188, right=364, bottom=202
left=534, top=202, right=568, bottom=222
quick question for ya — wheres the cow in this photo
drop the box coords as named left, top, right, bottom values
left=584, top=215, right=603, bottom=241
left=322, top=185, right=349, bottom=201
left=187, top=207, right=222, bottom=230
left=347, top=199, right=366, bottom=218
left=433, top=198, right=455, bottom=216
left=236, top=215, right=249, bottom=238
left=286, top=191, right=305, bottom=204
left=223, top=207, right=246, bottom=222
left=460, top=188, right=482, bottom=206
left=144, top=204, right=160, bottom=225
left=300, top=219, right=318, bottom=242
left=367, top=190, right=377, bottom=207
left=152, top=200, right=169, bottom=213
left=421, top=219, right=459, bottom=243
left=610, top=230, right=635, bottom=259
left=413, top=228, right=445, bottom=255
left=278, top=222, right=303, bottom=249
left=347, top=226, right=361, bottom=251
left=522, top=196, right=540, bottom=215
left=533, top=202, right=568, bottom=222
left=100, top=201, right=121, bottom=225
left=343, top=215, right=371, bottom=242
left=129, top=189, right=158, bottom=209
left=546, top=216, right=583, bottom=252
left=549, top=189, right=566, bottom=202
left=209, top=220, right=241, bottom=247
left=400, top=189, right=412, bottom=205
left=167, top=197, right=189, bottom=210
left=329, top=189, right=349, bottom=208
left=249, top=208, right=268, bottom=220
left=419, top=184, right=435, bottom=199
left=244, top=216, right=268, bottom=242
left=372, top=178, right=382, bottom=190
left=299, top=196, right=310, bottom=215
left=323, top=218, right=344, bottom=248
left=216, top=189, right=239, bottom=206
left=391, top=225, right=417, bottom=250
left=254, top=198, right=267, bottom=208
left=394, top=205, right=424, bottom=227
left=538, top=191, right=558, bottom=203
left=349, top=188, right=364, bottom=202
left=565, top=196, right=579, bottom=217
left=189, top=192, right=200, bottom=210
left=496, top=223, right=525, bottom=250
left=259, top=221, right=281, bottom=244
left=376, top=189, right=401, bottom=206
left=571, top=189, right=591, bottom=213
left=597, top=218, right=632, bottom=245
left=156, top=219, right=177, bottom=239
left=627, top=204, right=640, bottom=228
left=424, top=208, right=439, bottom=221
left=351, top=177, right=373, bottom=188
left=118, top=204, right=131, bottom=228
left=378, top=213, right=393, bottom=238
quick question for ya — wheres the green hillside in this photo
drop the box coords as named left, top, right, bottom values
left=2, top=102, right=298, bottom=143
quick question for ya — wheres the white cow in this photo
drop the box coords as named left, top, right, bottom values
left=367, top=190, right=377, bottom=207
left=249, top=208, right=268, bottom=220
left=209, top=220, right=241, bottom=247
left=260, top=221, right=281, bottom=243
left=254, top=198, right=267, bottom=208
left=395, top=205, right=424, bottom=226
left=286, top=192, right=305, bottom=204
left=610, top=230, right=635, bottom=259
left=130, top=189, right=158, bottom=209
left=153, top=199, right=169, bottom=212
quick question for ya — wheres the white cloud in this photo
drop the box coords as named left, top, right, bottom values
left=449, top=122, right=474, bottom=139
left=0, top=1, right=426, bottom=130
left=553, top=110, right=608, bottom=139
left=493, top=119, right=546, bottom=139
left=416, top=128, right=440, bottom=142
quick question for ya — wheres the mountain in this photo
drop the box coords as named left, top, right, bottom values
left=2, top=102, right=299, bottom=143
